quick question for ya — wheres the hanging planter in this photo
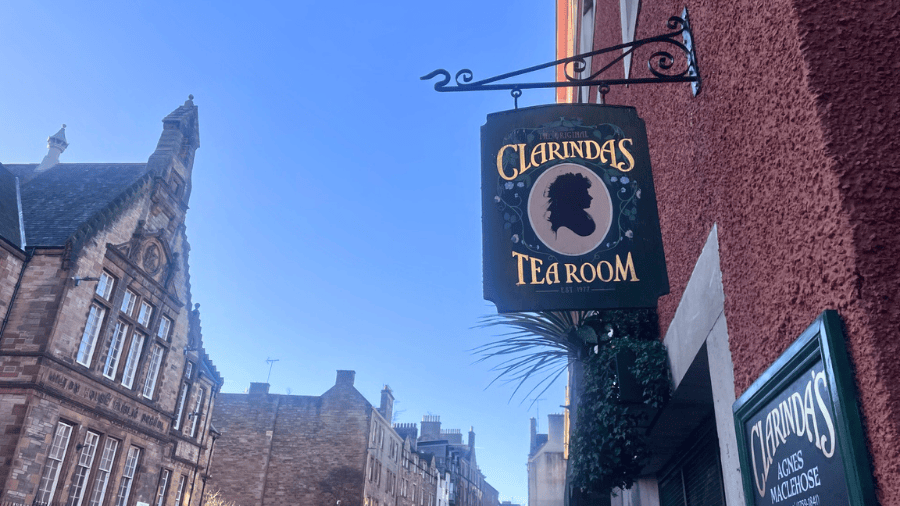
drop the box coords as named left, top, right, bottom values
left=569, top=332, right=671, bottom=499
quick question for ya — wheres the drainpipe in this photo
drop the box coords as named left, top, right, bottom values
left=0, top=247, right=33, bottom=338
left=188, top=382, right=217, bottom=505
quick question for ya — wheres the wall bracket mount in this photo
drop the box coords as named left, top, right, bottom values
left=421, top=8, right=700, bottom=107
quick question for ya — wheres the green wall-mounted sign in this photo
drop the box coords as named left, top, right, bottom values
left=733, top=311, right=876, bottom=506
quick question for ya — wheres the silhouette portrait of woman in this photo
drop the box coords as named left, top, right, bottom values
left=545, top=172, right=596, bottom=237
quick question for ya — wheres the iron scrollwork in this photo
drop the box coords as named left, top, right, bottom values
left=421, top=9, right=700, bottom=103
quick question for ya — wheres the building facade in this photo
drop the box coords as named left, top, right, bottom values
left=416, top=417, right=498, bottom=506
left=527, top=415, right=564, bottom=506
left=0, top=98, right=222, bottom=506
left=207, top=373, right=444, bottom=506
left=556, top=0, right=900, bottom=505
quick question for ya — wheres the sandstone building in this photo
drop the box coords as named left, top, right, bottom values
left=526, top=415, right=564, bottom=506
left=209, top=373, right=442, bottom=506
left=416, top=416, right=498, bottom=506
left=208, top=373, right=499, bottom=506
left=0, top=98, right=222, bottom=506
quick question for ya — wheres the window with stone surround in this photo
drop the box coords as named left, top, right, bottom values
left=36, top=421, right=73, bottom=504
left=103, top=321, right=129, bottom=379
left=174, top=475, right=187, bottom=506
left=121, top=289, right=137, bottom=317
left=66, top=430, right=100, bottom=506
left=142, top=343, right=164, bottom=399
left=121, top=332, right=145, bottom=389
left=77, top=304, right=106, bottom=367
left=157, top=315, right=173, bottom=342
left=96, top=271, right=115, bottom=300
left=155, top=469, right=170, bottom=506
left=114, top=446, right=140, bottom=506
left=87, top=437, right=118, bottom=506
left=138, top=300, right=154, bottom=328
left=189, top=387, right=205, bottom=438
left=173, top=382, right=189, bottom=431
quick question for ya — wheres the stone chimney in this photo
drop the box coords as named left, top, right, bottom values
left=379, top=385, right=394, bottom=422
left=530, top=417, right=537, bottom=455
left=335, top=370, right=356, bottom=387
left=420, top=415, right=441, bottom=441
left=547, top=414, right=565, bottom=446
left=468, top=426, right=475, bottom=452
left=34, top=125, right=68, bottom=175
left=394, top=423, right=419, bottom=448
left=248, top=382, right=269, bottom=395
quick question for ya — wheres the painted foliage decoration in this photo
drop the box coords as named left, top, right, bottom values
left=482, top=104, right=668, bottom=312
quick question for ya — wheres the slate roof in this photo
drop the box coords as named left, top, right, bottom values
left=3, top=163, right=150, bottom=247
left=0, top=165, right=23, bottom=248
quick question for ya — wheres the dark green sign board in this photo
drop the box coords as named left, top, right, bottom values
left=481, top=104, right=669, bottom=313
left=733, top=311, right=876, bottom=506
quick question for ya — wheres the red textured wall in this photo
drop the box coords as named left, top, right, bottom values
left=588, top=0, right=900, bottom=502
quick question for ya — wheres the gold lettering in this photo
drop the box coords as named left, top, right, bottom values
left=512, top=251, right=529, bottom=286
left=517, top=143, right=533, bottom=177
left=529, top=257, right=544, bottom=285
left=547, top=142, right=562, bottom=163
left=597, top=261, right=614, bottom=282
left=530, top=143, right=547, bottom=167
left=497, top=144, right=519, bottom=180
left=579, top=263, right=596, bottom=283
left=614, top=253, right=639, bottom=281
left=568, top=141, right=584, bottom=159
left=545, top=263, right=560, bottom=284
left=584, top=140, right=601, bottom=160
left=599, top=139, right=618, bottom=166
left=617, top=138, right=635, bottom=172
left=564, top=264, right=581, bottom=283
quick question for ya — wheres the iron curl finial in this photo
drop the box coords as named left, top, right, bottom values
left=648, top=51, right=678, bottom=78
left=455, top=69, right=474, bottom=85
left=666, top=16, right=686, bottom=31
left=563, top=58, right=590, bottom=83
left=420, top=69, right=452, bottom=91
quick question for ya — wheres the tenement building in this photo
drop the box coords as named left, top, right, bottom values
left=416, top=416, right=498, bottom=506
left=554, top=0, right=900, bottom=505
left=0, top=98, right=222, bottom=506
left=208, top=372, right=445, bottom=506
left=208, top=374, right=501, bottom=506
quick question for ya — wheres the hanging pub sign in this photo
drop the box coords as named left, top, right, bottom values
left=732, top=311, right=876, bottom=506
left=481, top=104, right=668, bottom=313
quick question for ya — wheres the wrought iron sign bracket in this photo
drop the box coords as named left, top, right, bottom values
left=422, top=8, right=700, bottom=108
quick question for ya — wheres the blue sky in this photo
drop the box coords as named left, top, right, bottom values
left=0, top=2, right=564, bottom=502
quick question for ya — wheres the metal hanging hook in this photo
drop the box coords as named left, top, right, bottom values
left=511, top=88, right=522, bottom=109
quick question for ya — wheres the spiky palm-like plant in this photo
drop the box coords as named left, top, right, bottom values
left=474, top=308, right=669, bottom=501
left=473, top=311, right=599, bottom=403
